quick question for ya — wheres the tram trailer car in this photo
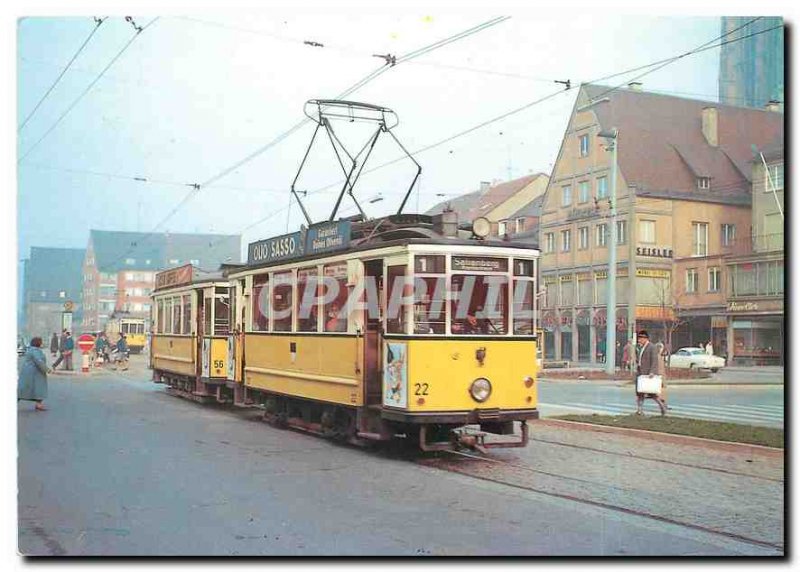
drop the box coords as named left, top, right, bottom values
left=105, top=316, right=148, bottom=354
left=151, top=214, right=540, bottom=452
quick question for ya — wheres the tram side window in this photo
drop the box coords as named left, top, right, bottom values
left=273, top=271, right=293, bottom=332
left=173, top=297, right=182, bottom=334
left=252, top=275, right=269, bottom=331
left=386, top=265, right=410, bottom=334
left=164, top=298, right=173, bottom=334
left=451, top=274, right=508, bottom=335
left=215, top=297, right=230, bottom=336
left=182, top=295, right=192, bottom=335
left=323, top=263, right=348, bottom=332
left=156, top=300, right=164, bottom=333
left=204, top=299, right=212, bottom=336
left=297, top=268, right=319, bottom=332
left=513, top=279, right=535, bottom=335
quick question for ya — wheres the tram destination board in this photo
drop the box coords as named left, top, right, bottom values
left=452, top=256, right=508, bottom=272
left=247, top=221, right=351, bottom=265
left=155, top=264, right=194, bottom=290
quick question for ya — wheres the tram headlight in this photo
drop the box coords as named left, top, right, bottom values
left=469, top=378, right=492, bottom=403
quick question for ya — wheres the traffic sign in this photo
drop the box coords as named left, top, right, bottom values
left=77, top=333, right=95, bottom=353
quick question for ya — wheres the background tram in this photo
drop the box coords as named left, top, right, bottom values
left=105, top=316, right=148, bottom=353
left=150, top=264, right=233, bottom=400
left=151, top=215, right=540, bottom=451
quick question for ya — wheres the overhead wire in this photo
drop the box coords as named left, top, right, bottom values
left=18, top=17, right=106, bottom=132
left=17, top=16, right=160, bottom=164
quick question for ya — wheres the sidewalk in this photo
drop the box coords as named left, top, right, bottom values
left=539, top=365, right=784, bottom=386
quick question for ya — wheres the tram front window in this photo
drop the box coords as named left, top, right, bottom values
left=450, top=274, right=508, bottom=335
left=413, top=276, right=446, bottom=334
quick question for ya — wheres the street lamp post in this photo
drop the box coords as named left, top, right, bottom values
left=598, top=128, right=618, bottom=375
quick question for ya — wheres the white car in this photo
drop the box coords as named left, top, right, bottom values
left=668, top=347, right=725, bottom=372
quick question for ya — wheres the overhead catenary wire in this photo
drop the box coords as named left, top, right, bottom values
left=18, top=17, right=106, bottom=133
left=17, top=16, right=160, bottom=164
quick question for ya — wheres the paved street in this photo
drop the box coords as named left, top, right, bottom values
left=17, top=358, right=782, bottom=556
left=539, top=369, right=784, bottom=427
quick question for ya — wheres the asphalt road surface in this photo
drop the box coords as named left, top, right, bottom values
left=18, top=363, right=782, bottom=556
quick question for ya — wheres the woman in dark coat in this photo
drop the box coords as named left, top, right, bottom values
left=18, top=337, right=49, bottom=411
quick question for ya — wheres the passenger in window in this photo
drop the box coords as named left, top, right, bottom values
left=325, top=303, right=346, bottom=332
left=462, top=311, right=489, bottom=335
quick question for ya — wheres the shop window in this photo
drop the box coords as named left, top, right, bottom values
left=272, top=272, right=293, bottom=332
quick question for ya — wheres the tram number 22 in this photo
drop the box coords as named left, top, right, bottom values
left=414, top=382, right=429, bottom=396
left=213, top=360, right=224, bottom=369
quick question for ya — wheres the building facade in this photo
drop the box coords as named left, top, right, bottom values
left=719, top=17, right=784, bottom=109
left=82, top=230, right=241, bottom=331
left=21, top=247, right=86, bottom=339
left=539, top=83, right=783, bottom=364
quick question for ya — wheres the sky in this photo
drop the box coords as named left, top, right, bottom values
left=14, top=11, right=732, bottom=265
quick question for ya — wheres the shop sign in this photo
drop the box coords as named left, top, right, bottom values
left=727, top=300, right=784, bottom=313
left=543, top=275, right=557, bottom=285
left=636, top=246, right=673, bottom=258
left=635, top=268, right=670, bottom=279
left=635, top=306, right=675, bottom=321
left=595, top=269, right=628, bottom=279
left=155, top=264, right=194, bottom=290
left=452, top=256, right=508, bottom=272
left=576, top=272, right=591, bottom=281
left=559, top=274, right=573, bottom=282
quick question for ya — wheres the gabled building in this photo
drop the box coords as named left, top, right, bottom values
left=539, top=82, right=783, bottom=363
left=82, top=230, right=241, bottom=331
left=426, top=173, right=549, bottom=239
left=21, top=247, right=85, bottom=339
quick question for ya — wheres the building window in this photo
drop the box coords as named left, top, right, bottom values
left=616, top=221, right=627, bottom=244
left=596, top=223, right=608, bottom=247
left=578, top=181, right=590, bottom=204
left=515, top=218, right=525, bottom=234
left=578, top=226, right=589, bottom=250
left=59, top=291, right=66, bottom=298
left=545, top=233, right=555, bottom=253
left=686, top=268, right=699, bottom=293
left=766, top=163, right=784, bottom=191
left=697, top=177, right=711, bottom=190
left=561, top=185, right=572, bottom=207
left=579, top=134, right=589, bottom=157
left=639, top=220, right=656, bottom=244
left=721, top=224, right=736, bottom=246
left=124, top=258, right=135, bottom=265
left=596, top=176, right=608, bottom=199
left=169, top=259, right=179, bottom=265
left=692, top=222, right=709, bottom=256
left=498, top=221, right=507, bottom=237
left=560, top=229, right=571, bottom=252
left=708, top=267, right=721, bottom=292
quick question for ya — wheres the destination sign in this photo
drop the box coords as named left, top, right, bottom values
left=155, top=264, right=194, bottom=290
left=451, top=256, right=508, bottom=272
left=246, top=221, right=352, bottom=266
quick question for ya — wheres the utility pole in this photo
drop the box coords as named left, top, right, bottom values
left=598, top=128, right=618, bottom=375
left=628, top=184, right=637, bottom=347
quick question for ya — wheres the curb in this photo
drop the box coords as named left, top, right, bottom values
left=537, top=418, right=784, bottom=457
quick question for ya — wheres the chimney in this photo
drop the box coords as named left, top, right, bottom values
left=479, top=181, right=491, bottom=193
left=765, top=99, right=781, bottom=112
left=432, top=208, right=459, bottom=238
left=627, top=81, right=642, bottom=91
left=701, top=106, right=718, bottom=147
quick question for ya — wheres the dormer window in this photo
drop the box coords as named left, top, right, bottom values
left=697, top=177, right=710, bottom=190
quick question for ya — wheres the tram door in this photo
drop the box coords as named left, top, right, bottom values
left=196, top=289, right=206, bottom=379
left=364, top=259, right=384, bottom=405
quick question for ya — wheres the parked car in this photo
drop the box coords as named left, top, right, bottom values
left=668, top=347, right=725, bottom=372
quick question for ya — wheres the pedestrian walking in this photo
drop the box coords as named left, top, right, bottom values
left=49, top=332, right=59, bottom=358
left=51, top=329, right=69, bottom=369
left=18, top=337, right=49, bottom=411
left=94, top=333, right=108, bottom=366
left=113, top=333, right=129, bottom=371
left=635, top=330, right=667, bottom=416
left=63, top=332, right=74, bottom=371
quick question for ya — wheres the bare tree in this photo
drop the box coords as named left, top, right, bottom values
left=650, top=278, right=689, bottom=368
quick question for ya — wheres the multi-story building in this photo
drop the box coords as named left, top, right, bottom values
left=82, top=230, right=241, bottom=331
left=426, top=174, right=549, bottom=240
left=719, top=17, right=784, bottom=109
left=722, top=142, right=784, bottom=365
left=539, top=83, right=782, bottom=363
left=21, top=247, right=85, bottom=339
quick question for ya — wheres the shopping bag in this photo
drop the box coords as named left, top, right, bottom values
left=636, top=375, right=662, bottom=394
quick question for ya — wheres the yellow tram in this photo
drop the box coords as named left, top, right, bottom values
left=150, top=215, right=540, bottom=451
left=105, top=316, right=148, bottom=353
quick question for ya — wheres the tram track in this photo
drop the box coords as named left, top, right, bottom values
left=418, top=447, right=784, bottom=553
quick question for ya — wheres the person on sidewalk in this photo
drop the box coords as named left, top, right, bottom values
left=51, top=329, right=69, bottom=370
left=705, top=340, right=714, bottom=356
left=655, top=339, right=671, bottom=409
left=63, top=332, right=74, bottom=371
left=635, top=330, right=667, bottom=416
left=49, top=332, right=59, bottom=358
left=18, top=337, right=49, bottom=411
left=113, top=333, right=129, bottom=371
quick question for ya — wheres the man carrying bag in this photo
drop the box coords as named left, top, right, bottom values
left=635, top=330, right=667, bottom=416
